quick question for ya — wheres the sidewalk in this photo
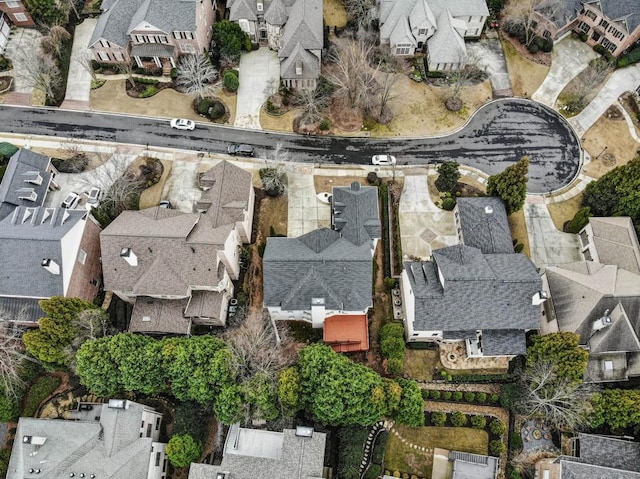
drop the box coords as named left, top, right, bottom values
left=61, top=18, right=97, bottom=110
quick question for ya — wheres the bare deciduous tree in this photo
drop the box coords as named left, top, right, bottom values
left=293, top=87, right=327, bottom=125
left=40, top=25, right=71, bottom=58
left=0, top=321, right=35, bottom=399
left=18, top=49, right=62, bottom=104
left=503, top=0, right=563, bottom=46
left=175, top=54, right=218, bottom=101
left=563, top=57, right=614, bottom=112
left=76, top=52, right=98, bottom=82
left=117, top=62, right=137, bottom=88
left=376, top=71, right=398, bottom=123
left=65, top=308, right=112, bottom=371
left=343, top=0, right=377, bottom=30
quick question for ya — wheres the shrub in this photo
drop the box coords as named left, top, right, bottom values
left=429, top=390, right=441, bottom=400
left=442, top=391, right=452, bottom=400
left=527, top=43, right=539, bottom=53
left=383, top=277, right=397, bottom=291
left=490, top=419, right=507, bottom=436
left=0, top=142, right=18, bottom=158
left=319, top=119, right=330, bottom=130
left=365, top=464, right=381, bottom=479
left=476, top=392, right=487, bottom=403
left=0, top=394, right=17, bottom=422
left=421, top=389, right=430, bottom=401
left=166, top=434, right=202, bottom=467
left=514, top=242, right=524, bottom=253
left=451, top=412, right=468, bottom=427
left=0, top=448, right=11, bottom=479
left=371, top=430, right=388, bottom=463
left=510, top=430, right=523, bottom=451
left=337, top=426, right=369, bottom=479
left=243, top=34, right=253, bottom=52
left=464, top=392, right=475, bottom=403
left=430, top=411, right=446, bottom=427
left=470, top=415, right=487, bottom=430
left=441, top=197, right=456, bottom=211
left=23, top=375, right=62, bottom=417
left=566, top=206, right=591, bottom=233
left=367, top=172, right=379, bottom=184
left=381, top=336, right=405, bottom=361
left=490, top=393, right=500, bottom=403
left=489, top=440, right=506, bottom=456
left=208, top=100, right=226, bottom=120
left=138, top=85, right=158, bottom=98
left=223, top=71, right=239, bottom=92
left=453, top=391, right=463, bottom=401
left=197, top=97, right=214, bottom=115
left=387, top=357, right=403, bottom=375
left=618, top=47, right=640, bottom=67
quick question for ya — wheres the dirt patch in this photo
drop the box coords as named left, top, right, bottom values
left=547, top=194, right=584, bottom=232
left=324, top=0, right=348, bottom=28
left=501, top=36, right=549, bottom=98
left=139, top=158, right=173, bottom=208
left=313, top=175, right=369, bottom=192
left=257, top=194, right=288, bottom=238
left=583, top=114, right=639, bottom=179
left=508, top=209, right=530, bottom=258
left=259, top=107, right=298, bottom=132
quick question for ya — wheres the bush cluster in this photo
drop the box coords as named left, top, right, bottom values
left=618, top=47, right=640, bottom=68
left=22, top=375, right=62, bottom=417
left=502, top=21, right=552, bottom=53
left=197, top=98, right=226, bottom=120
left=422, top=388, right=500, bottom=404
left=132, top=76, right=160, bottom=85
left=223, top=70, right=239, bottom=92
left=380, top=323, right=406, bottom=375
left=139, top=85, right=158, bottom=98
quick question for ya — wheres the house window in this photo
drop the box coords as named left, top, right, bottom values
left=159, top=35, right=168, bottom=43
left=77, top=249, right=87, bottom=265
left=100, top=39, right=110, bottom=48
left=609, top=28, right=624, bottom=40
left=418, top=28, right=427, bottom=36
left=155, top=452, right=161, bottom=467
left=591, top=30, right=601, bottom=42
left=14, top=12, right=27, bottom=21
left=601, top=38, right=616, bottom=53
left=179, top=43, right=195, bottom=53
left=584, top=10, right=597, bottom=21
left=598, top=19, right=609, bottom=29
left=6, top=1, right=19, bottom=8
left=98, top=51, right=110, bottom=61
left=577, top=21, right=590, bottom=34
left=543, top=30, right=551, bottom=39
left=173, top=31, right=194, bottom=39
left=114, top=51, right=124, bottom=61
left=395, top=44, right=411, bottom=55
left=146, top=423, right=152, bottom=437
left=155, top=417, right=161, bottom=430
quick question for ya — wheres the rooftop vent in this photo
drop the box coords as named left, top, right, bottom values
left=120, top=248, right=138, bottom=266
left=295, top=426, right=314, bottom=437
left=42, top=259, right=60, bottom=275
left=592, top=310, right=612, bottom=332
left=23, top=171, right=43, bottom=185
left=216, top=473, right=226, bottom=479
left=350, top=181, right=361, bottom=191
left=484, top=205, right=493, bottom=214
left=142, top=316, right=151, bottom=322
left=108, top=399, right=126, bottom=409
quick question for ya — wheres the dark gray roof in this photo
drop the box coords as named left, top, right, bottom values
left=593, top=0, right=639, bottom=34
left=535, top=0, right=639, bottom=33
left=7, top=401, right=161, bottom=479
left=263, top=228, right=373, bottom=311
left=265, top=0, right=288, bottom=25
left=130, top=43, right=174, bottom=58
left=280, top=43, right=321, bottom=80
left=405, top=244, right=541, bottom=333
left=457, top=197, right=513, bottom=254
left=0, top=206, right=88, bottom=298
left=482, top=329, right=527, bottom=356
left=0, top=297, right=45, bottom=324
left=577, top=434, right=640, bottom=472
left=443, top=330, right=477, bottom=339
left=278, top=0, right=323, bottom=59
left=534, top=0, right=580, bottom=28
left=0, top=149, right=52, bottom=215
left=331, top=182, right=380, bottom=247
left=229, top=0, right=258, bottom=21
left=560, top=460, right=640, bottom=479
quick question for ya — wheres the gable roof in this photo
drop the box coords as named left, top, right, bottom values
left=263, top=228, right=373, bottom=312
left=197, top=161, right=253, bottom=228
left=280, top=43, right=320, bottom=80
left=586, top=217, right=640, bottom=274
left=7, top=401, right=160, bottom=479
left=586, top=0, right=640, bottom=34
left=331, top=182, right=380, bottom=247
left=577, top=434, right=640, bottom=472
left=229, top=0, right=258, bottom=21
left=278, top=0, right=323, bottom=58
left=426, top=8, right=467, bottom=65
left=265, top=0, right=288, bottom=25
left=405, top=244, right=541, bottom=333
left=457, top=197, right=513, bottom=254
left=188, top=427, right=326, bottom=479
left=0, top=206, right=88, bottom=298
left=0, top=149, right=52, bottom=218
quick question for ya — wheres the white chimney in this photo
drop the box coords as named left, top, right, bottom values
left=120, top=247, right=138, bottom=266
left=531, top=291, right=548, bottom=306
left=41, top=259, right=60, bottom=275
left=592, top=310, right=612, bottom=332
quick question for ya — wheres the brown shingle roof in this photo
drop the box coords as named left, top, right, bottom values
left=198, top=161, right=252, bottom=228
left=129, top=296, right=191, bottom=334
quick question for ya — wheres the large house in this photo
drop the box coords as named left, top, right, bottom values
left=228, top=0, right=323, bottom=89
left=401, top=198, right=544, bottom=358
left=0, top=0, right=34, bottom=27
left=578, top=216, right=640, bottom=274
left=532, top=0, right=640, bottom=57
left=0, top=150, right=102, bottom=324
left=89, top=0, right=215, bottom=71
left=100, top=161, right=253, bottom=334
left=263, top=182, right=379, bottom=352
left=189, top=425, right=326, bottom=479
left=7, top=399, right=167, bottom=479
left=378, top=0, right=489, bottom=70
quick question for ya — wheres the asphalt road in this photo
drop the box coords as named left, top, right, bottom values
left=0, top=98, right=580, bottom=194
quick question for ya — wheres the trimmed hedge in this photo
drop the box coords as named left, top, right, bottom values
left=380, top=322, right=406, bottom=375
left=618, top=47, right=640, bottom=68
left=450, top=373, right=515, bottom=383
left=22, top=375, right=62, bottom=417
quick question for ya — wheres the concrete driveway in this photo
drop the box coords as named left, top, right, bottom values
left=235, top=48, right=280, bottom=130
left=569, top=63, right=640, bottom=137
left=532, top=36, right=597, bottom=107
left=467, top=32, right=512, bottom=95
left=61, top=18, right=97, bottom=110
left=399, top=171, right=457, bottom=260
left=524, top=198, right=583, bottom=268
left=2, top=28, right=42, bottom=104
left=287, top=164, right=330, bottom=237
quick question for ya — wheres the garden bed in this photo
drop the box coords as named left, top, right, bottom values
left=126, top=78, right=173, bottom=98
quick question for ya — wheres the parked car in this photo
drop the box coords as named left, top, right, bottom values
left=371, top=154, right=397, bottom=166
left=86, top=187, right=103, bottom=209
left=227, top=144, right=255, bottom=157
left=61, top=192, right=80, bottom=209
left=170, top=118, right=195, bottom=131
left=159, top=200, right=172, bottom=209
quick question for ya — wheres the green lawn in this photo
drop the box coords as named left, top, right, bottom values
left=403, top=348, right=443, bottom=381
left=385, top=426, right=488, bottom=478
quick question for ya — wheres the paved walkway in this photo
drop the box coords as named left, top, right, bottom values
left=569, top=63, right=640, bottom=137
left=532, top=36, right=597, bottom=107
left=523, top=198, right=583, bottom=268
left=61, top=18, right=97, bottom=110
left=467, top=31, right=512, bottom=95
left=235, top=48, right=280, bottom=130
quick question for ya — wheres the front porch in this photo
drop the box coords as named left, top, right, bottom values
left=130, top=43, right=176, bottom=74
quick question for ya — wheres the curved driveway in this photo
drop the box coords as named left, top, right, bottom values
left=0, top=98, right=580, bottom=194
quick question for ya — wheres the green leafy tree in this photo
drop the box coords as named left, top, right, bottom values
left=0, top=393, right=17, bottom=421
left=470, top=415, right=487, bottom=430
left=490, top=439, right=506, bottom=456
left=23, top=297, right=98, bottom=368
left=486, top=156, right=529, bottom=214
left=23, top=0, right=64, bottom=25
left=277, top=367, right=301, bottom=413
left=527, top=332, right=588, bottom=384
left=490, top=419, right=507, bottom=435
left=109, top=333, right=166, bottom=394
left=591, top=389, right=640, bottom=429
left=213, top=384, right=244, bottom=425
left=166, top=434, right=202, bottom=467
left=244, top=372, right=278, bottom=421
left=435, top=161, right=461, bottom=193
left=76, top=336, right=122, bottom=396
left=566, top=206, right=591, bottom=234
left=394, top=379, right=424, bottom=427
left=383, top=378, right=403, bottom=415
left=212, top=21, right=245, bottom=62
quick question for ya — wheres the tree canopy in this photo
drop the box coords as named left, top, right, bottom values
left=486, top=156, right=529, bottom=215
left=435, top=162, right=461, bottom=193
left=527, top=332, right=588, bottom=385
left=212, top=20, right=245, bottom=62
left=591, top=389, right=640, bottom=430
left=394, top=379, right=425, bottom=427
left=166, top=434, right=202, bottom=468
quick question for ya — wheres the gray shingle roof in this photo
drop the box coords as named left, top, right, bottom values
left=278, top=0, right=323, bottom=59
left=586, top=217, right=640, bottom=275
left=263, top=228, right=373, bottom=311
left=482, top=329, right=527, bottom=356
left=229, top=0, right=258, bottom=21
left=280, top=43, right=321, bottom=80
left=331, top=182, right=380, bottom=247
left=130, top=43, right=174, bottom=57
left=188, top=428, right=326, bottom=479
left=427, top=8, right=466, bottom=65
left=0, top=206, right=87, bottom=298
left=0, top=149, right=52, bottom=215
left=560, top=460, right=640, bottom=479
left=457, top=198, right=513, bottom=254
left=7, top=401, right=161, bottom=479
left=405, top=244, right=541, bottom=333
left=265, top=0, right=288, bottom=25
left=129, top=296, right=191, bottom=334
left=578, top=434, right=640, bottom=472
left=0, top=297, right=45, bottom=323
left=592, top=0, right=639, bottom=33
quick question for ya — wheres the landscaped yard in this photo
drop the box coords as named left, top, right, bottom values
left=547, top=193, right=584, bottom=232
left=582, top=113, right=639, bottom=179
left=385, top=426, right=488, bottom=478
left=501, top=37, right=549, bottom=98
left=404, top=348, right=443, bottom=381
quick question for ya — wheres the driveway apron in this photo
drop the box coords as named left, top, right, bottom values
left=466, top=31, right=512, bottom=96
left=287, top=165, right=330, bottom=237
left=532, top=36, right=597, bottom=107
left=235, top=48, right=280, bottom=130
left=61, top=18, right=97, bottom=109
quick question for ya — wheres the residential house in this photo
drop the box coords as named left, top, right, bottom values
left=100, top=160, right=253, bottom=334
left=537, top=434, right=640, bottom=479
left=577, top=216, right=640, bottom=274
left=378, top=0, right=489, bottom=70
left=0, top=150, right=101, bottom=325
left=188, top=425, right=326, bottom=479
left=532, top=0, right=640, bottom=57
left=7, top=399, right=167, bottom=479
left=89, top=0, right=215, bottom=71
left=0, top=0, right=34, bottom=26
left=263, top=182, right=379, bottom=352
left=401, top=198, right=544, bottom=358
left=0, top=12, right=10, bottom=54
left=228, top=0, right=323, bottom=89
left=433, top=448, right=499, bottom=479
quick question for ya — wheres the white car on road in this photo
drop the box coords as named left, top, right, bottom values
left=170, top=118, right=195, bottom=131
left=371, top=154, right=397, bottom=166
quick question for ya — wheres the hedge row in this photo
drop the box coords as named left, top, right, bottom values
left=449, top=373, right=515, bottom=383
left=380, top=322, right=405, bottom=375
left=421, top=389, right=500, bottom=404
left=618, top=47, right=640, bottom=68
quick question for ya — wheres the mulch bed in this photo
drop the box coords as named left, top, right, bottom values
left=501, top=31, right=552, bottom=66
left=125, top=80, right=174, bottom=98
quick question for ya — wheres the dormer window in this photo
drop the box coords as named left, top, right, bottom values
left=295, top=61, right=303, bottom=75
left=23, top=171, right=43, bottom=185
left=16, top=188, right=37, bottom=202
left=42, top=258, right=60, bottom=275
left=257, top=1, right=263, bottom=11
left=120, top=248, right=138, bottom=266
